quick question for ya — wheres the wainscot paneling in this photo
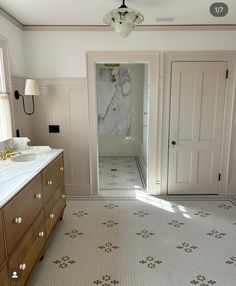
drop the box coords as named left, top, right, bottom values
left=228, top=102, right=236, bottom=195
left=32, top=78, right=90, bottom=196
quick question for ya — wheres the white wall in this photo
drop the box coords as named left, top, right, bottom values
left=0, top=15, right=25, bottom=76
left=24, top=30, right=236, bottom=78
left=11, top=76, right=34, bottom=141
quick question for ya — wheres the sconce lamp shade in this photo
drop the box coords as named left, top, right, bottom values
left=24, top=79, right=40, bottom=96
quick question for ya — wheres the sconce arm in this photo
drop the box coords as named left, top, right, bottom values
left=14, top=90, right=35, bottom=115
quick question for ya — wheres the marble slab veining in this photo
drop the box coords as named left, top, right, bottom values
left=97, top=67, right=132, bottom=136
left=0, top=148, right=64, bottom=207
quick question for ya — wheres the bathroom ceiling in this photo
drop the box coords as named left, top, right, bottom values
left=0, top=0, right=235, bottom=26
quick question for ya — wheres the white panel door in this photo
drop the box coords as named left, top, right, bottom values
left=168, top=61, right=227, bottom=195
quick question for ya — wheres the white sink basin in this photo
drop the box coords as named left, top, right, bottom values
left=11, top=153, right=43, bottom=162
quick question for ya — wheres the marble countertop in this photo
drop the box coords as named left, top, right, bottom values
left=0, top=147, right=63, bottom=208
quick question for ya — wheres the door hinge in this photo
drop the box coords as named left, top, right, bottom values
left=226, top=69, right=229, bottom=79
left=218, top=173, right=221, bottom=181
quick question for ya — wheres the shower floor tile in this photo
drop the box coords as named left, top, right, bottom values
left=99, top=156, right=144, bottom=190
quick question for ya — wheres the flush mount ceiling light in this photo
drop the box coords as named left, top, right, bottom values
left=103, top=0, right=144, bottom=37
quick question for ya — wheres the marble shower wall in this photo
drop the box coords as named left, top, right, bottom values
left=97, top=64, right=145, bottom=157
left=97, top=66, right=131, bottom=136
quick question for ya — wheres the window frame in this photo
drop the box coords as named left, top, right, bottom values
left=0, top=36, right=14, bottom=141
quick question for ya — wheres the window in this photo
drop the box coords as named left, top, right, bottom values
left=0, top=38, right=12, bottom=141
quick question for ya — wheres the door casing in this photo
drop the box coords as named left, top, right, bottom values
left=87, top=51, right=159, bottom=195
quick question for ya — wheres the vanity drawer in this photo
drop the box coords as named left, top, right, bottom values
left=45, top=187, right=66, bottom=239
left=0, top=264, right=9, bottom=286
left=0, top=209, right=6, bottom=268
left=9, top=211, right=46, bottom=286
left=42, top=154, right=64, bottom=203
left=4, top=174, right=43, bottom=254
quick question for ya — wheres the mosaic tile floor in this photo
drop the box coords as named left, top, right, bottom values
left=99, top=157, right=144, bottom=190
left=28, top=196, right=236, bottom=286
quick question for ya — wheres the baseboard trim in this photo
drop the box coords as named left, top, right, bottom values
left=65, top=184, right=91, bottom=196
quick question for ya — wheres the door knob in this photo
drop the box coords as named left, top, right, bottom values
left=171, top=141, right=176, bottom=146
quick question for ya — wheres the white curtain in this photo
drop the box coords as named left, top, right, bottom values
left=0, top=43, right=12, bottom=142
left=0, top=93, right=12, bottom=141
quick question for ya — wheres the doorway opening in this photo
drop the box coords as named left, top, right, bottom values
left=87, top=52, right=159, bottom=196
left=96, top=63, right=149, bottom=194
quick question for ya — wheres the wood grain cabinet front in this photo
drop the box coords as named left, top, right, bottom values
left=0, top=209, right=6, bottom=268
left=1, top=152, right=65, bottom=286
left=0, top=264, right=9, bottom=286
left=8, top=211, right=46, bottom=286
left=42, top=154, right=64, bottom=203
left=45, top=186, right=66, bottom=239
left=3, top=174, right=43, bottom=255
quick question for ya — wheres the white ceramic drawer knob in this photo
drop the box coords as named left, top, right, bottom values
left=15, top=217, right=22, bottom=224
left=35, top=193, right=42, bottom=199
left=38, top=231, right=44, bottom=237
left=19, top=263, right=26, bottom=270
left=47, top=180, right=53, bottom=186
left=60, top=166, right=64, bottom=171
left=49, top=213, right=54, bottom=219
left=61, top=194, right=66, bottom=199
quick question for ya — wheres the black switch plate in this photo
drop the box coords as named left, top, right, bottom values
left=16, top=129, right=20, bottom=137
left=49, top=125, right=60, bottom=133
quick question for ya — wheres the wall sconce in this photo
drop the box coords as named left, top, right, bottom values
left=14, top=79, right=40, bottom=115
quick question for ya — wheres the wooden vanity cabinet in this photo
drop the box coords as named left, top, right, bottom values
left=45, top=186, right=65, bottom=239
left=42, top=155, right=64, bottom=203
left=42, top=154, right=65, bottom=239
left=0, top=209, right=9, bottom=286
left=0, top=264, right=9, bottom=286
left=4, top=174, right=43, bottom=254
left=1, top=152, right=65, bottom=286
left=9, top=212, right=46, bottom=286
left=0, top=209, right=6, bottom=268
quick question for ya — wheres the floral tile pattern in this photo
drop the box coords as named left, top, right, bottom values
left=133, top=211, right=149, bottom=217
left=226, top=257, right=236, bottom=266
left=217, top=204, right=233, bottom=210
left=29, top=197, right=236, bottom=286
left=177, top=242, right=198, bottom=253
left=104, top=203, right=119, bottom=209
left=98, top=242, right=119, bottom=253
left=167, top=220, right=185, bottom=227
left=136, top=229, right=155, bottom=239
left=64, top=230, right=83, bottom=238
left=206, top=230, right=226, bottom=239
left=53, top=256, right=76, bottom=269
left=72, top=210, right=88, bottom=217
left=139, top=256, right=162, bottom=269
left=98, top=157, right=144, bottom=190
left=190, top=275, right=216, bottom=285
left=194, top=211, right=211, bottom=217
left=101, top=220, right=119, bottom=228
left=93, top=275, right=119, bottom=285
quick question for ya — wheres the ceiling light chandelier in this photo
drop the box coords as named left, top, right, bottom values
left=103, top=0, right=144, bottom=37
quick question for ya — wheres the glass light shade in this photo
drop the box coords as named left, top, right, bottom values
left=103, top=6, right=144, bottom=38
left=112, top=22, right=133, bottom=37
left=24, top=79, right=40, bottom=96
